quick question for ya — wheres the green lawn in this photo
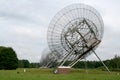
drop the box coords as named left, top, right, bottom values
left=0, top=68, right=119, bottom=80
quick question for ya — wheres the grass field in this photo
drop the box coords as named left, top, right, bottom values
left=0, top=68, right=120, bottom=80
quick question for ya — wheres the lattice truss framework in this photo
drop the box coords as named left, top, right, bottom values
left=47, top=4, right=104, bottom=67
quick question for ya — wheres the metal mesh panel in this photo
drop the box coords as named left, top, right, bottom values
left=47, top=3, right=104, bottom=61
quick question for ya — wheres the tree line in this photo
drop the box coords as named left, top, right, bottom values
left=0, top=46, right=18, bottom=70
left=19, top=55, right=120, bottom=71
left=18, top=59, right=40, bottom=68
left=40, top=54, right=120, bottom=71
left=0, top=46, right=120, bottom=71
left=65, top=55, right=120, bottom=71
left=0, top=46, right=39, bottom=70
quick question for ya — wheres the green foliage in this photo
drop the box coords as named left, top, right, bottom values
left=0, top=46, right=18, bottom=70
left=18, top=60, right=24, bottom=68
left=18, top=60, right=40, bottom=68
left=103, top=55, right=120, bottom=71
left=23, top=60, right=30, bottom=68
left=66, top=61, right=103, bottom=69
left=18, top=60, right=30, bottom=68
left=62, top=55, right=120, bottom=71
left=30, top=63, right=40, bottom=68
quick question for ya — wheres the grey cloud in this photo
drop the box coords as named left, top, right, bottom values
left=0, top=0, right=119, bottom=62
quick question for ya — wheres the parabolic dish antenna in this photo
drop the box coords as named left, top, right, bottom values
left=47, top=3, right=110, bottom=73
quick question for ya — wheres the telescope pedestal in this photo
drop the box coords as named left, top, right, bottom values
left=55, top=66, right=71, bottom=74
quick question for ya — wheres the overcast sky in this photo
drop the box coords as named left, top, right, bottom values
left=0, top=0, right=120, bottom=62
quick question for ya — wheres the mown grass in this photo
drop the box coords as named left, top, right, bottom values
left=0, top=68, right=119, bottom=80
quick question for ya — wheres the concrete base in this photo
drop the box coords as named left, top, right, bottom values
left=56, top=66, right=71, bottom=74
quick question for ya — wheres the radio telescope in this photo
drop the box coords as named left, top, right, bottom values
left=40, top=48, right=61, bottom=68
left=47, top=3, right=110, bottom=73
